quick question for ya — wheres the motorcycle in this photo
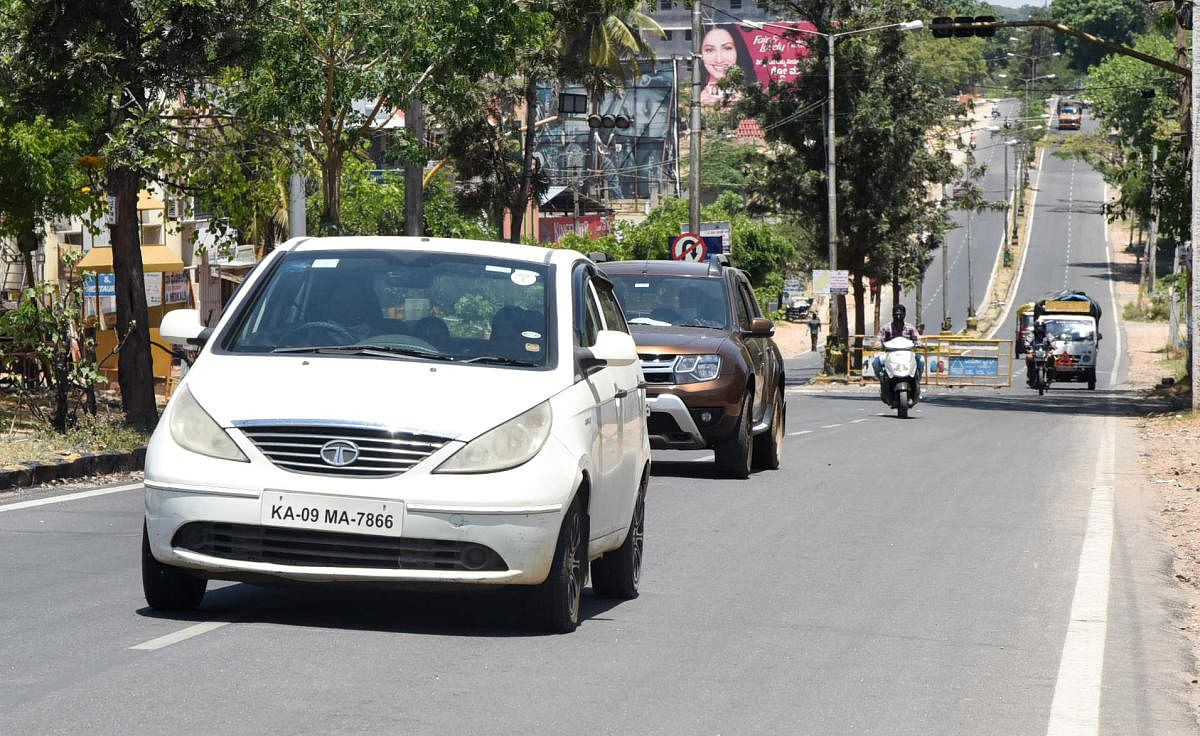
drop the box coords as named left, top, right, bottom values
left=879, top=336, right=920, bottom=419
left=1030, top=340, right=1052, bottom=395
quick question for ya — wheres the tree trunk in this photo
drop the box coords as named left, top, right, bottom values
left=510, top=75, right=540, bottom=244
left=108, top=165, right=158, bottom=430
left=322, top=147, right=344, bottom=231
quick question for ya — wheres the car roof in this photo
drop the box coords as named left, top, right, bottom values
left=277, top=235, right=582, bottom=268
left=598, top=260, right=729, bottom=278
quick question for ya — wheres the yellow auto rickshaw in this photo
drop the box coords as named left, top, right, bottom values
left=1014, top=302, right=1036, bottom=357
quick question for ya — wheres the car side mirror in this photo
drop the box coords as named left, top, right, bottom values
left=159, top=309, right=211, bottom=348
left=746, top=317, right=775, bottom=337
left=577, top=330, right=638, bottom=375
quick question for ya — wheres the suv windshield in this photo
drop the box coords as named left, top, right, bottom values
left=222, top=250, right=552, bottom=367
left=608, top=275, right=730, bottom=329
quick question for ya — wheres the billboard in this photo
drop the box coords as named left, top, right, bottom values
left=699, top=22, right=815, bottom=106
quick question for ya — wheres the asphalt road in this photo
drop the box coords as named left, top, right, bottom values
left=1, top=136, right=1194, bottom=735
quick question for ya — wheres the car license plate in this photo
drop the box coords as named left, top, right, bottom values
left=260, top=491, right=401, bottom=537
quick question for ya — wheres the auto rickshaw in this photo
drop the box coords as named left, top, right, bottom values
left=1014, top=301, right=1036, bottom=357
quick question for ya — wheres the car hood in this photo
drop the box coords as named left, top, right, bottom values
left=182, top=354, right=566, bottom=441
left=628, top=325, right=730, bottom=355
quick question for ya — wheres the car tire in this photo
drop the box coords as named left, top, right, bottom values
left=141, top=523, right=206, bottom=611
left=752, top=392, right=784, bottom=471
left=1087, top=369, right=1096, bottom=390
left=530, top=496, right=586, bottom=633
left=715, top=393, right=753, bottom=479
left=897, top=388, right=908, bottom=419
left=591, top=476, right=645, bottom=600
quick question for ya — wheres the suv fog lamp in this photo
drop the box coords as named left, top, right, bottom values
left=169, top=386, right=249, bottom=462
left=435, top=401, right=552, bottom=474
left=674, top=354, right=721, bottom=382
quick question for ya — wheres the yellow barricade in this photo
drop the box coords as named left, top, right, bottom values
left=845, top=335, right=1014, bottom=388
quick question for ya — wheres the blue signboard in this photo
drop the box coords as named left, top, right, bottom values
left=949, top=356, right=999, bottom=377
left=98, top=273, right=115, bottom=296
left=701, top=235, right=724, bottom=256
left=83, top=276, right=97, bottom=298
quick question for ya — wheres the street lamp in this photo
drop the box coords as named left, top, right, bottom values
left=741, top=17, right=923, bottom=345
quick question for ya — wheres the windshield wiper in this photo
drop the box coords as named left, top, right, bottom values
left=273, top=344, right=454, bottom=360
left=460, top=355, right=541, bottom=367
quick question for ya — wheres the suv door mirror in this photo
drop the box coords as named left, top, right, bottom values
left=577, top=330, right=638, bottom=374
left=746, top=317, right=775, bottom=337
left=159, top=309, right=210, bottom=347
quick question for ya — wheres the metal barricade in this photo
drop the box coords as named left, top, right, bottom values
left=846, top=335, right=1013, bottom=388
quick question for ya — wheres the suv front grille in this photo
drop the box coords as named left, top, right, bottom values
left=172, top=522, right=507, bottom=571
left=639, top=355, right=676, bottom=384
left=236, top=423, right=449, bottom=477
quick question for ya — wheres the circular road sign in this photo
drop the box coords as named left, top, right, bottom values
left=671, top=233, right=707, bottom=262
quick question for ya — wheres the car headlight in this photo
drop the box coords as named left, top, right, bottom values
left=674, top=354, right=721, bottom=383
left=169, top=386, right=249, bottom=462
left=435, top=402, right=552, bottom=474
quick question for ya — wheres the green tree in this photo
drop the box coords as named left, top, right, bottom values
left=1049, top=0, right=1149, bottom=71
left=0, top=0, right=263, bottom=429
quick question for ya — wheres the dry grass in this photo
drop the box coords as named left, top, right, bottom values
left=0, top=392, right=150, bottom=467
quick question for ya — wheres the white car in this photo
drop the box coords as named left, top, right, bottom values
left=143, top=236, right=649, bottom=633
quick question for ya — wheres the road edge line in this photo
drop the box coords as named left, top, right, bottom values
left=1045, top=416, right=1115, bottom=735
left=987, top=146, right=1047, bottom=339
left=130, top=621, right=230, bottom=651
left=0, top=482, right=143, bottom=513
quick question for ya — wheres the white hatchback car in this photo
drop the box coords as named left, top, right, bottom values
left=143, top=236, right=649, bottom=632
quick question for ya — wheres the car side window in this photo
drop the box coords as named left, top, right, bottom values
left=580, top=282, right=603, bottom=347
left=738, top=279, right=761, bottom=322
left=594, top=280, right=629, bottom=334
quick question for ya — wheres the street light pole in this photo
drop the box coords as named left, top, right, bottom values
left=825, top=31, right=839, bottom=341
left=688, top=0, right=702, bottom=234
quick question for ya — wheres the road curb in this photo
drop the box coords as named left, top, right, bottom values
left=0, top=447, right=146, bottom=491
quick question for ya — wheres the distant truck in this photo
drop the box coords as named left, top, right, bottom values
left=1034, top=291, right=1101, bottom=390
left=1057, top=99, right=1082, bottom=130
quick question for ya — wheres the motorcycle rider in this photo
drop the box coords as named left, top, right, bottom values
left=1026, top=321, right=1053, bottom=387
left=872, top=304, right=924, bottom=402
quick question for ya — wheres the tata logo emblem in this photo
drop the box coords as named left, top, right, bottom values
left=320, top=440, right=360, bottom=466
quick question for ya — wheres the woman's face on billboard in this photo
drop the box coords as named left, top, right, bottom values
left=701, top=28, right=737, bottom=80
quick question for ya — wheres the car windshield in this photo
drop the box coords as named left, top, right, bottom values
left=1041, top=318, right=1094, bottom=341
left=608, top=275, right=730, bottom=329
left=221, top=250, right=552, bottom=367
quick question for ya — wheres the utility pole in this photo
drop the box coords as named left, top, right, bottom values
left=826, top=32, right=841, bottom=343
left=1147, top=143, right=1158, bottom=291
left=1191, top=18, right=1199, bottom=412
left=404, top=98, right=424, bottom=236
left=688, top=0, right=701, bottom=234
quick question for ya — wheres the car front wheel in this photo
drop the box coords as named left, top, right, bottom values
left=142, top=523, right=206, bottom=611
left=752, top=392, right=784, bottom=471
left=529, top=496, right=586, bottom=633
left=714, top=393, right=753, bottom=479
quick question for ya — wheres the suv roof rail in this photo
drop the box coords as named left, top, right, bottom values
left=586, top=251, right=613, bottom=263
left=707, top=253, right=729, bottom=276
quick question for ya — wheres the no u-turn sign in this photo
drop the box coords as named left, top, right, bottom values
left=670, top=233, right=707, bottom=262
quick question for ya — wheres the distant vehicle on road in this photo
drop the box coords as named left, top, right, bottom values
left=143, top=236, right=650, bottom=633
left=1057, top=98, right=1082, bottom=130
left=599, top=256, right=786, bottom=479
left=1031, top=291, right=1102, bottom=390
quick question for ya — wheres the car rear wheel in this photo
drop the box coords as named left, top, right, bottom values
left=142, top=523, right=206, bottom=611
left=715, top=393, right=753, bottom=479
left=591, top=475, right=645, bottom=600
left=752, top=392, right=784, bottom=471
left=530, top=496, right=586, bottom=633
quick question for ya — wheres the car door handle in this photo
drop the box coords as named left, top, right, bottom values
left=615, top=388, right=629, bottom=399
left=637, top=381, right=647, bottom=389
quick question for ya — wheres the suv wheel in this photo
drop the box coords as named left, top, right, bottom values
left=752, top=393, right=784, bottom=471
left=714, top=393, right=753, bottom=479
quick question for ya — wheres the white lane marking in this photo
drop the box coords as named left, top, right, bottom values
left=788, top=430, right=813, bottom=436
left=0, top=482, right=143, bottom=513
left=130, top=621, right=230, bottom=651
left=820, top=424, right=842, bottom=429
left=1102, top=182, right=1121, bottom=385
left=988, top=146, right=1048, bottom=339
left=850, top=418, right=868, bottom=424
left=1045, top=418, right=1115, bottom=736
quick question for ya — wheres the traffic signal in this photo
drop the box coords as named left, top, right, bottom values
left=930, top=15, right=998, bottom=38
left=558, top=93, right=587, bottom=115
left=587, top=114, right=632, bottom=129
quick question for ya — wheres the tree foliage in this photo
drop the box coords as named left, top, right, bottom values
left=1049, top=0, right=1149, bottom=71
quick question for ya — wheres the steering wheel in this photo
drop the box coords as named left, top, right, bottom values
left=279, top=321, right=357, bottom=346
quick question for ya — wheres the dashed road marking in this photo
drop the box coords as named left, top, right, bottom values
left=788, top=430, right=813, bottom=436
left=0, top=482, right=143, bottom=513
left=820, top=424, right=842, bottom=429
left=850, top=418, right=868, bottom=424
left=130, top=621, right=230, bottom=651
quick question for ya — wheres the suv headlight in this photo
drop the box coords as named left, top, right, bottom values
left=435, top=402, right=552, bottom=474
left=169, top=386, right=249, bottom=462
left=674, top=354, right=721, bottom=383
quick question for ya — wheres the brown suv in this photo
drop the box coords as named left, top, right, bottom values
left=599, top=257, right=786, bottom=478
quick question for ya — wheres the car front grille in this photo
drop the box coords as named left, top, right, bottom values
left=235, top=423, right=449, bottom=477
left=172, top=522, right=507, bottom=572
